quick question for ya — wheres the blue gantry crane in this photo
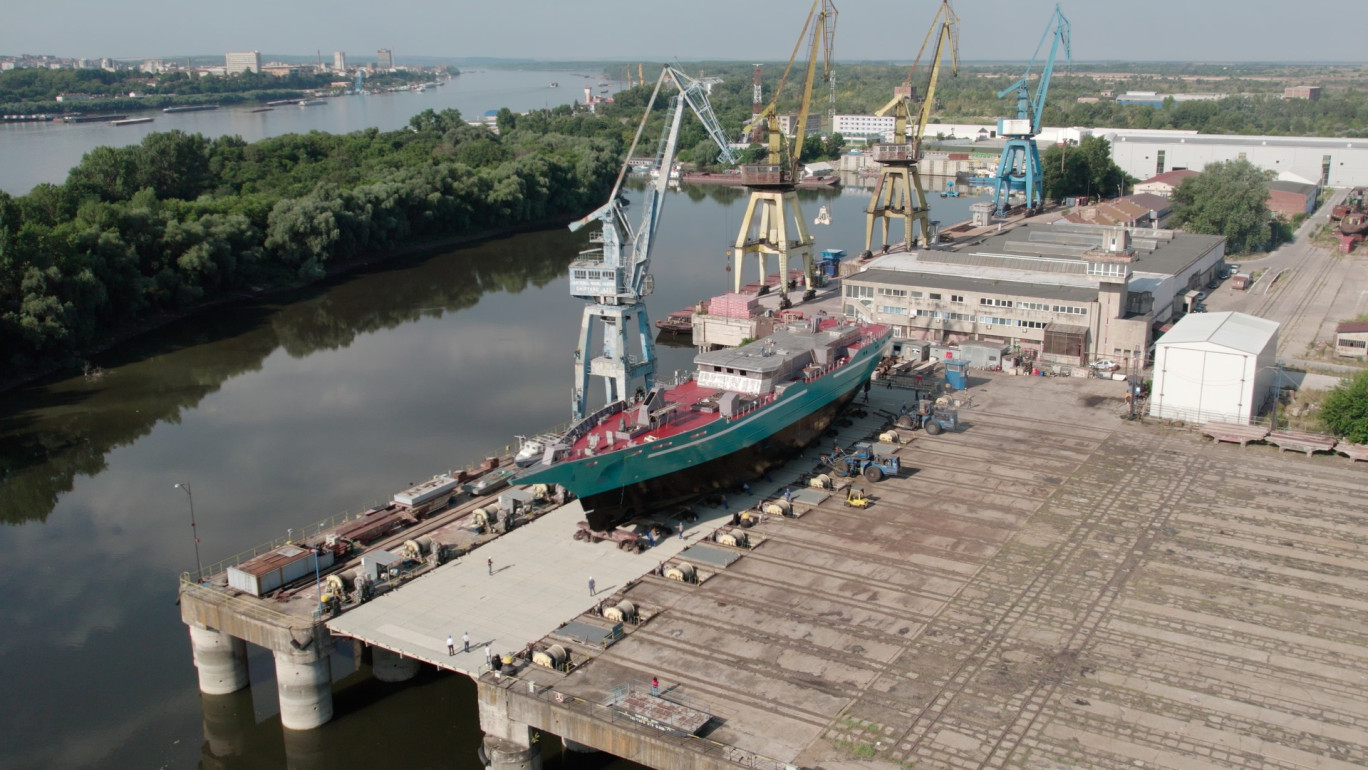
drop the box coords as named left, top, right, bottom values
left=990, top=5, right=1070, bottom=216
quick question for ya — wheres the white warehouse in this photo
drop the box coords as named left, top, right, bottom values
left=1105, top=132, right=1368, bottom=188
left=1149, top=312, right=1280, bottom=425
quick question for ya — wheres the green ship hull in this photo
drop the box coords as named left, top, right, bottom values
left=515, top=324, right=891, bottom=528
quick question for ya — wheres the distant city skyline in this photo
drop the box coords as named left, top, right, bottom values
left=4, top=0, right=1364, bottom=64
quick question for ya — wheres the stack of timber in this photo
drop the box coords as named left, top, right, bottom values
left=1202, top=422, right=1270, bottom=447
left=1267, top=430, right=1338, bottom=456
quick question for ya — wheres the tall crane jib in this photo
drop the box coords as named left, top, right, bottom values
left=564, top=67, right=733, bottom=421
left=863, top=0, right=958, bottom=258
left=990, top=5, right=1070, bottom=217
left=731, top=0, right=835, bottom=308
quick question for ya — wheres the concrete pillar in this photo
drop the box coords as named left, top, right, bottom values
left=189, top=625, right=249, bottom=695
left=483, top=735, right=542, bottom=770
left=371, top=646, right=420, bottom=682
left=477, top=678, right=543, bottom=770
left=273, top=644, right=333, bottom=731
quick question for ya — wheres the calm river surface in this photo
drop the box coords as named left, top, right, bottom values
left=0, top=68, right=606, bottom=195
left=0, top=85, right=979, bottom=767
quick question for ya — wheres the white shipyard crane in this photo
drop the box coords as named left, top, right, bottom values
left=567, top=66, right=737, bottom=420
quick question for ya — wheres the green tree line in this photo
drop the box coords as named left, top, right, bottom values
left=0, top=107, right=622, bottom=375
left=0, top=67, right=438, bottom=115
left=643, top=61, right=1368, bottom=139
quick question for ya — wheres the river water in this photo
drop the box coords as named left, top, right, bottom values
left=0, top=85, right=979, bottom=768
left=0, top=68, right=608, bottom=196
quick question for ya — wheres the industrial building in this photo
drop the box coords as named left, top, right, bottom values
left=224, top=51, right=261, bottom=75
left=1132, top=169, right=1199, bottom=198
left=1334, top=321, right=1368, bottom=358
left=841, top=223, right=1225, bottom=374
left=1106, top=131, right=1368, bottom=188
left=1148, top=311, right=1280, bottom=425
left=1267, top=179, right=1320, bottom=218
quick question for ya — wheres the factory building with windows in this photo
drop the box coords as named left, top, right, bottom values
left=841, top=223, right=1225, bottom=373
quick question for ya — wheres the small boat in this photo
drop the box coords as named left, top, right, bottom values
left=813, top=205, right=832, bottom=226
left=162, top=104, right=218, bottom=113
left=549, top=82, right=559, bottom=88
left=1340, top=210, right=1368, bottom=237
left=654, top=309, right=695, bottom=334
left=297, top=99, right=326, bottom=107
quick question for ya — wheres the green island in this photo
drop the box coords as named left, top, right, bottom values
left=0, top=105, right=630, bottom=378
left=0, top=66, right=454, bottom=115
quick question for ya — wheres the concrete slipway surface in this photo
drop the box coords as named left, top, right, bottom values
left=332, top=372, right=1368, bottom=770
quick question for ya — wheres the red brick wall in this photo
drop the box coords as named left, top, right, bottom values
left=1268, top=189, right=1312, bottom=218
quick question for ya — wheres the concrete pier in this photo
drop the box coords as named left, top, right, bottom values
left=188, top=624, right=248, bottom=695
left=479, top=680, right=543, bottom=770
left=370, top=646, right=420, bottom=682
left=274, top=642, right=334, bottom=731
left=482, top=736, right=542, bottom=770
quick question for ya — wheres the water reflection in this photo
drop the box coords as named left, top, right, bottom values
left=0, top=230, right=577, bottom=526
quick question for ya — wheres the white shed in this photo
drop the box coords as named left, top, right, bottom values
left=1149, top=312, right=1280, bottom=425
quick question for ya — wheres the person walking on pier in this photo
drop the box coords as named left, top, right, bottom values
left=487, top=557, right=493, bottom=576
left=676, top=522, right=685, bottom=540
left=588, top=576, right=596, bottom=596
left=651, top=676, right=659, bottom=696
left=447, top=635, right=455, bottom=656
left=463, top=631, right=470, bottom=653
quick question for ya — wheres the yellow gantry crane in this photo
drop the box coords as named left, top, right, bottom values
left=863, top=0, right=959, bottom=257
left=731, top=0, right=836, bottom=307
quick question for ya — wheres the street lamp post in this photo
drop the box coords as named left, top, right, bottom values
left=174, top=482, right=203, bottom=582
left=1269, top=362, right=1284, bottom=430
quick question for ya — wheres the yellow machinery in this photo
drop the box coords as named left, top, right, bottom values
left=844, top=487, right=870, bottom=508
left=732, top=0, right=836, bottom=307
left=863, top=0, right=959, bottom=257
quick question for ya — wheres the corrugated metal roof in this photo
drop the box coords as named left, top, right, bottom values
left=1335, top=321, right=1368, bottom=334
left=1157, top=311, right=1279, bottom=354
left=1268, top=180, right=1317, bottom=196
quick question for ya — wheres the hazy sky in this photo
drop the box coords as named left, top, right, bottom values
left=5, top=0, right=1362, bottom=64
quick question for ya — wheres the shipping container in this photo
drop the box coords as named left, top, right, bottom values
left=227, top=545, right=335, bottom=597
